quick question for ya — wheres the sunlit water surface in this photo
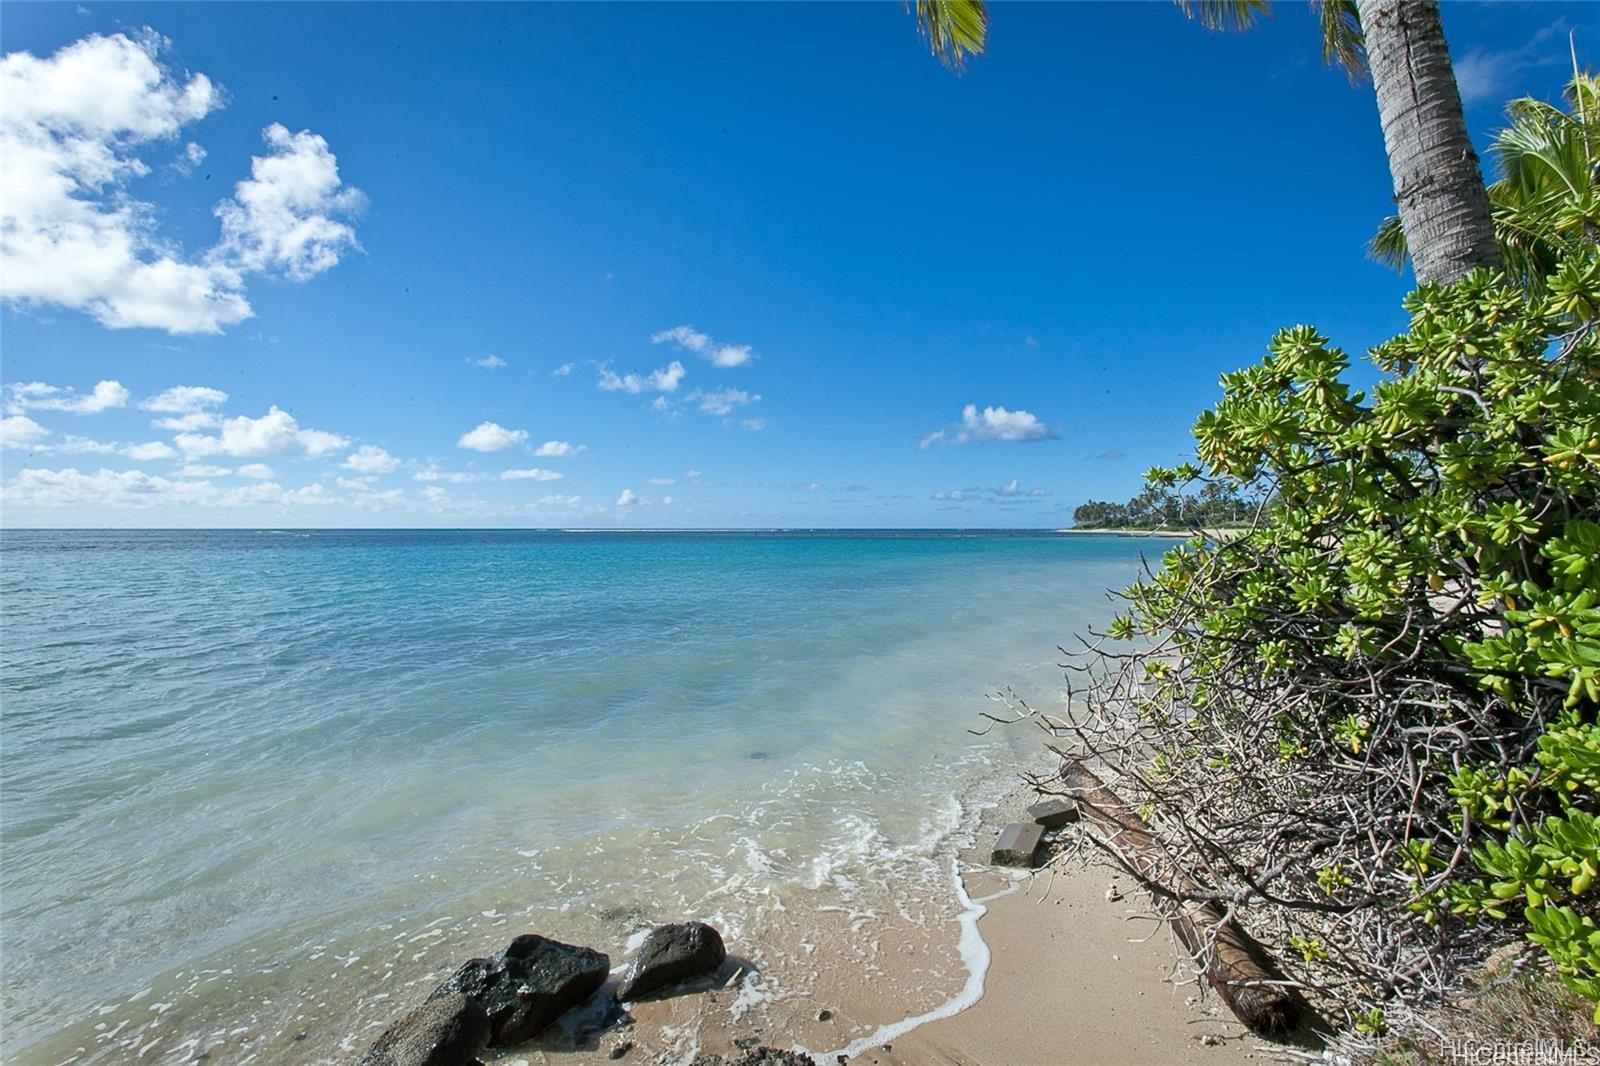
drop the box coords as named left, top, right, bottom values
left=0, top=529, right=1151, bottom=1063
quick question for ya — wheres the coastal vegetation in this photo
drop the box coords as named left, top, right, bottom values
left=1056, top=250, right=1600, bottom=1034
left=915, top=0, right=1599, bottom=1046
left=1071, top=482, right=1259, bottom=532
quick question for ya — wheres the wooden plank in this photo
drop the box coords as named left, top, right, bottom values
left=1059, top=761, right=1301, bottom=1035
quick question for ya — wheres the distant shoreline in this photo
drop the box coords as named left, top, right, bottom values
left=1056, top=526, right=1246, bottom=539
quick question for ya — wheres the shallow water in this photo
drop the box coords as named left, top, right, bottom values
left=0, top=529, right=1151, bottom=1063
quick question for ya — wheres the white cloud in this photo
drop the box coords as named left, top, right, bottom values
left=531, top=440, right=585, bottom=458
left=470, top=354, right=506, bottom=369
left=236, top=463, right=274, bottom=479
left=413, top=466, right=482, bottom=484
left=6, top=379, right=129, bottom=414
left=0, top=414, right=48, bottom=447
left=647, top=477, right=675, bottom=486
left=153, top=411, right=220, bottom=431
left=175, top=405, right=348, bottom=458
left=457, top=421, right=527, bottom=452
left=212, top=122, right=364, bottom=281
left=536, top=494, right=581, bottom=507
left=122, top=440, right=176, bottom=461
left=616, top=488, right=641, bottom=507
left=0, top=31, right=361, bottom=335
left=693, top=387, right=759, bottom=416
left=1453, top=21, right=1567, bottom=105
left=597, top=360, right=685, bottom=395
left=141, top=384, right=228, bottom=413
left=501, top=468, right=562, bottom=481
left=551, top=362, right=573, bottom=377
left=179, top=463, right=229, bottom=477
left=651, top=324, right=756, bottom=368
left=684, top=469, right=704, bottom=484
left=662, top=495, right=677, bottom=505
left=741, top=418, right=766, bottom=431
left=919, top=404, right=1060, bottom=448
left=342, top=444, right=399, bottom=474
left=0, top=465, right=327, bottom=510
left=933, top=480, right=1052, bottom=502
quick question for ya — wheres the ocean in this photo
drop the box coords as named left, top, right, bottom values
left=0, top=529, right=1152, bottom=1063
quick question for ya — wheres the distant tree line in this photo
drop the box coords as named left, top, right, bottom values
left=1072, top=481, right=1258, bottom=530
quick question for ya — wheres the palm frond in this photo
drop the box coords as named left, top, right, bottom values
left=1311, top=0, right=1367, bottom=81
left=1367, top=214, right=1409, bottom=270
left=910, top=0, right=989, bottom=71
left=1376, top=73, right=1600, bottom=289
left=1173, top=0, right=1270, bottom=32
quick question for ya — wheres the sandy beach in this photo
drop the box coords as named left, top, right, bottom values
left=527, top=786, right=1281, bottom=1066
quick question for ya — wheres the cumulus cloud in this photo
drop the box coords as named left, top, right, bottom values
left=413, top=466, right=482, bottom=484
left=0, top=31, right=362, bottom=335
left=123, top=440, right=176, bottom=461
left=919, top=404, right=1059, bottom=448
left=551, top=362, right=573, bottom=377
left=141, top=384, right=227, bottom=413
left=174, top=405, right=348, bottom=459
left=0, top=414, right=49, bottom=447
left=236, top=462, right=274, bottom=479
left=342, top=444, right=399, bottom=474
left=650, top=324, right=756, bottom=368
left=597, top=360, right=686, bottom=395
left=179, top=463, right=229, bottom=477
left=531, top=440, right=585, bottom=458
left=692, top=386, right=759, bottom=416
left=502, top=467, right=562, bottom=481
left=470, top=354, right=506, bottom=369
left=211, top=122, right=364, bottom=281
left=457, top=421, right=527, bottom=452
left=6, top=379, right=129, bottom=414
left=615, top=488, right=641, bottom=507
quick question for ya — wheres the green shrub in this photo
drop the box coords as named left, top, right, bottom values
left=1049, top=249, right=1600, bottom=1025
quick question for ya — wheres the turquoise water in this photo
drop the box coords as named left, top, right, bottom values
left=0, top=530, right=1149, bottom=1063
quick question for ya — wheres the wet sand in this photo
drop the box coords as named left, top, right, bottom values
left=513, top=788, right=1279, bottom=1066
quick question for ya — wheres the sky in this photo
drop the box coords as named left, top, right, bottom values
left=1, top=1, right=1592, bottom=529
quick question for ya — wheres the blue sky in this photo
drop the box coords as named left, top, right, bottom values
left=1, top=1, right=1592, bottom=528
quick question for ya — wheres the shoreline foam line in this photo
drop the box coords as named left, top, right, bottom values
left=811, top=856, right=1020, bottom=1062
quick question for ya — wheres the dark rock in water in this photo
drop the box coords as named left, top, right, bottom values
left=358, top=993, right=490, bottom=1066
left=730, top=1049, right=817, bottom=1066
left=616, top=922, right=727, bottom=1001
left=429, top=933, right=610, bottom=1046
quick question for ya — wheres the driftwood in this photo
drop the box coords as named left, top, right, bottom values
left=1059, top=760, right=1301, bottom=1035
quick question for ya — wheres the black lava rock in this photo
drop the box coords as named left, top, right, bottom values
left=616, top=922, right=727, bottom=1001
left=358, top=992, right=490, bottom=1066
left=429, top=933, right=610, bottom=1046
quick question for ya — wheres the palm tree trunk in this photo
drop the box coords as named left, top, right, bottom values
left=1355, top=0, right=1501, bottom=284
